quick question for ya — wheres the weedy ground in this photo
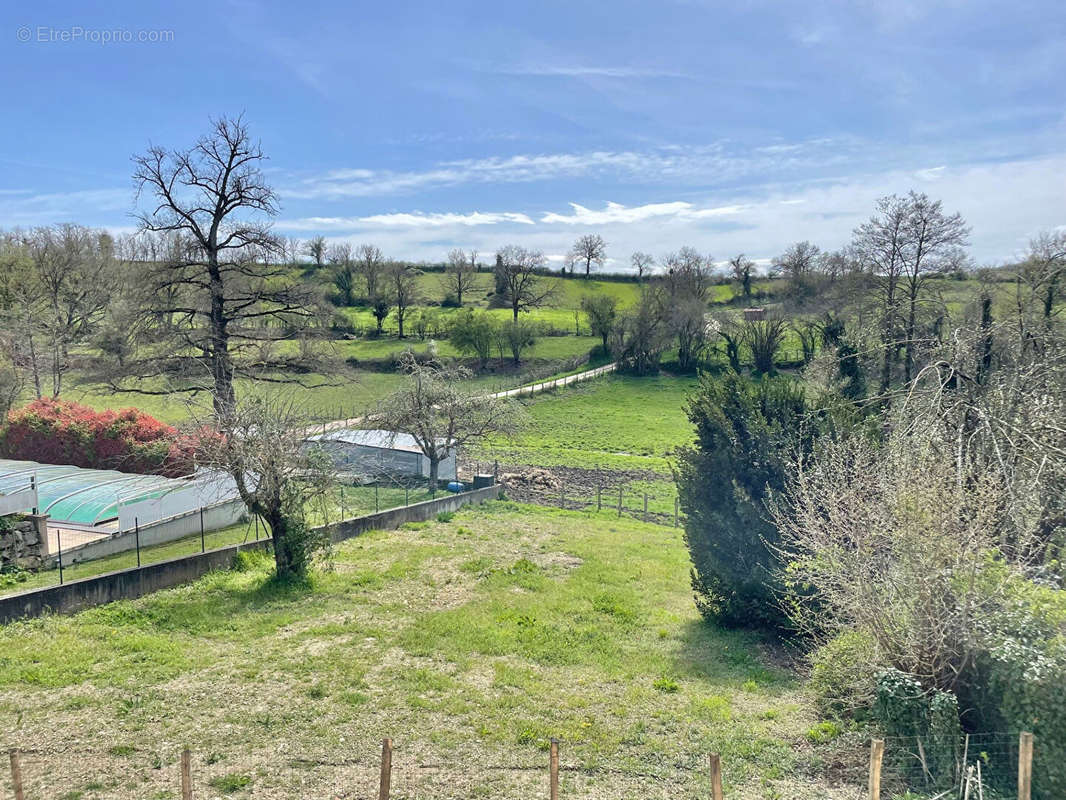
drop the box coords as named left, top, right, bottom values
left=0, top=501, right=865, bottom=799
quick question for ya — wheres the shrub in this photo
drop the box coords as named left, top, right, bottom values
left=809, top=631, right=879, bottom=720
left=0, top=398, right=195, bottom=477
left=675, top=372, right=810, bottom=627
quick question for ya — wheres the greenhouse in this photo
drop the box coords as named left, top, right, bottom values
left=0, top=458, right=237, bottom=529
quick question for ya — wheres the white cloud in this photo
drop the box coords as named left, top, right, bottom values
left=540, top=201, right=747, bottom=225
left=281, top=211, right=535, bottom=231
left=281, top=138, right=859, bottom=200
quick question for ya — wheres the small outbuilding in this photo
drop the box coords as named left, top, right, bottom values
left=743, top=307, right=766, bottom=321
left=306, top=429, right=457, bottom=483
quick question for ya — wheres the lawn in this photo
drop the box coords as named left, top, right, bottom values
left=0, top=501, right=860, bottom=799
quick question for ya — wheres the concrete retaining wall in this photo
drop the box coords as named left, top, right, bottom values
left=0, top=485, right=499, bottom=624
left=55, top=500, right=247, bottom=566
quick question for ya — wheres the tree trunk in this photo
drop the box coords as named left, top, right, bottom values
left=27, top=333, right=42, bottom=398
left=208, top=259, right=235, bottom=418
left=904, top=290, right=918, bottom=384
left=429, top=457, right=439, bottom=497
left=267, top=510, right=303, bottom=579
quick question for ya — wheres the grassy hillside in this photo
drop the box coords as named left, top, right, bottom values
left=0, top=502, right=860, bottom=799
left=477, top=374, right=697, bottom=475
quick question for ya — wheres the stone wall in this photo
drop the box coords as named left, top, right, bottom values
left=0, top=514, right=48, bottom=571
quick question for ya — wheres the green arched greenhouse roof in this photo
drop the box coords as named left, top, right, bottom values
left=0, top=459, right=195, bottom=526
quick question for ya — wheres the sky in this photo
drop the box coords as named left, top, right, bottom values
left=1, top=0, right=1064, bottom=270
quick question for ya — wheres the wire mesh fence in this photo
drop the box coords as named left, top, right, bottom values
left=3, top=732, right=1039, bottom=800
left=879, top=732, right=1025, bottom=800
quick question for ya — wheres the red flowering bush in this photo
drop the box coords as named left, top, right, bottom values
left=0, top=398, right=196, bottom=477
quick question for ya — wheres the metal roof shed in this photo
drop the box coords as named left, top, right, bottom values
left=305, top=429, right=457, bottom=482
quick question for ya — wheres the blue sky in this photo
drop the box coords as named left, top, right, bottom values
left=1, top=0, right=1063, bottom=268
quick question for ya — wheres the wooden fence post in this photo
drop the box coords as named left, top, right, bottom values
left=868, top=738, right=884, bottom=800
left=180, top=748, right=192, bottom=800
left=549, top=738, right=559, bottom=800
left=1018, top=731, right=1033, bottom=800
left=379, top=738, right=393, bottom=800
left=9, top=749, right=25, bottom=800
left=708, top=752, right=723, bottom=800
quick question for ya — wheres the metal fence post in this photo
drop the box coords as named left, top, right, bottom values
left=596, top=486, right=602, bottom=511
left=643, top=493, right=648, bottom=522
left=135, top=517, right=141, bottom=567
left=200, top=507, right=205, bottom=552
left=618, top=487, right=623, bottom=517
left=375, top=484, right=379, bottom=512
left=57, top=529, right=64, bottom=585
left=674, top=497, right=679, bottom=527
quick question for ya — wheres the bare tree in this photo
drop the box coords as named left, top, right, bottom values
left=304, top=236, right=326, bottom=270
left=729, top=253, right=755, bottom=300
left=611, top=286, right=668, bottom=375
left=494, top=245, right=557, bottom=321
left=193, top=394, right=335, bottom=580
left=853, top=195, right=910, bottom=395
left=898, top=193, right=969, bottom=382
left=445, top=248, right=477, bottom=306
left=372, top=354, right=523, bottom=487
left=327, top=242, right=356, bottom=307
left=667, top=296, right=710, bottom=371
left=286, top=237, right=302, bottom=267
left=570, top=234, right=607, bottom=278
left=387, top=261, right=423, bottom=338
left=630, top=251, right=654, bottom=281
left=355, top=243, right=386, bottom=301
left=661, top=247, right=712, bottom=302
left=773, top=241, right=823, bottom=299
left=1022, top=230, right=1066, bottom=322
left=129, top=116, right=326, bottom=417
left=0, top=225, right=115, bottom=398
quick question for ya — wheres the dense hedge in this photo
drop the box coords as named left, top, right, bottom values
left=0, top=398, right=195, bottom=477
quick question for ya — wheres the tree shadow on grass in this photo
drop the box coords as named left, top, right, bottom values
left=80, top=554, right=324, bottom=637
left=670, top=617, right=800, bottom=692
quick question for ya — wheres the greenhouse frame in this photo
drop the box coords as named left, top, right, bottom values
left=0, top=458, right=238, bottom=530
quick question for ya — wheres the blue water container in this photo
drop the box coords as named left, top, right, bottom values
left=446, top=481, right=464, bottom=493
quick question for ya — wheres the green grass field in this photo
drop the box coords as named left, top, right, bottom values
left=0, top=502, right=859, bottom=799
left=476, top=373, right=698, bottom=475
